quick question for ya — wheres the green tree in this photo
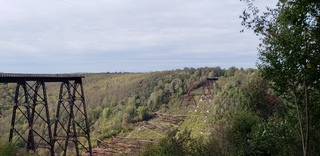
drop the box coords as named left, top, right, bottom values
left=241, top=72, right=286, bottom=120
left=140, top=128, right=188, bottom=156
left=241, top=0, right=320, bottom=155
left=249, top=116, right=298, bottom=156
left=225, top=66, right=238, bottom=77
left=140, top=128, right=215, bottom=156
left=227, top=111, right=261, bottom=155
left=137, top=106, right=148, bottom=121
left=0, top=142, right=17, bottom=156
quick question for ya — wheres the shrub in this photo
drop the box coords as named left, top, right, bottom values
left=0, top=142, right=17, bottom=156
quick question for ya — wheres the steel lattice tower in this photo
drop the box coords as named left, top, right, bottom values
left=0, top=73, right=92, bottom=156
left=53, top=79, right=92, bottom=156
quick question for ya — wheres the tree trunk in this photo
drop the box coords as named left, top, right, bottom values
left=304, top=80, right=309, bottom=156
left=294, top=90, right=305, bottom=155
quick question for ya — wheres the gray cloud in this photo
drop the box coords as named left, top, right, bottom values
left=0, top=0, right=277, bottom=73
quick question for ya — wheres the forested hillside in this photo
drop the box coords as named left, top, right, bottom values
left=0, top=66, right=319, bottom=155
left=0, top=67, right=244, bottom=154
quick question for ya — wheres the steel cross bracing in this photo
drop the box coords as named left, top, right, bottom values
left=9, top=80, right=54, bottom=155
left=0, top=73, right=92, bottom=156
left=54, top=80, right=92, bottom=156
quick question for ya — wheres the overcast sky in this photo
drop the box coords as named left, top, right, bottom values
left=0, top=0, right=277, bottom=73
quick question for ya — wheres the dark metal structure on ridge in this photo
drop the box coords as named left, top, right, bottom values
left=201, top=77, right=218, bottom=100
left=180, top=84, right=197, bottom=108
left=0, top=73, right=92, bottom=156
left=180, top=77, right=219, bottom=108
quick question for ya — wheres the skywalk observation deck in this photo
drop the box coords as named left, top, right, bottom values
left=0, top=73, right=84, bottom=83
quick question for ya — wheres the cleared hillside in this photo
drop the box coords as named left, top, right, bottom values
left=0, top=67, right=274, bottom=155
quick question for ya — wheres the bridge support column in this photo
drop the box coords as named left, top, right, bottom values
left=1, top=73, right=91, bottom=155
left=53, top=79, right=92, bottom=156
left=9, top=80, right=54, bottom=155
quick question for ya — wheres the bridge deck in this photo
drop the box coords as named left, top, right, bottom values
left=0, top=73, right=84, bottom=83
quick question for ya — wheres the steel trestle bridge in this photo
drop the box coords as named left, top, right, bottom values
left=0, top=73, right=92, bottom=156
